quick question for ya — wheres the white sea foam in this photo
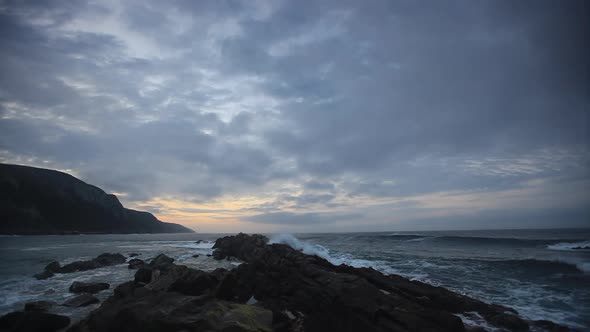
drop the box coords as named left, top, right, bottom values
left=161, top=241, right=215, bottom=249
left=119, top=240, right=215, bottom=250
left=577, top=262, right=590, bottom=273
left=406, top=237, right=426, bottom=242
left=547, top=240, right=590, bottom=251
left=560, top=259, right=590, bottom=273
left=270, top=234, right=332, bottom=260
left=269, top=234, right=426, bottom=280
left=456, top=312, right=502, bottom=332
left=0, top=264, right=136, bottom=321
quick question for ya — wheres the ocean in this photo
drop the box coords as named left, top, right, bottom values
left=0, top=228, right=588, bottom=330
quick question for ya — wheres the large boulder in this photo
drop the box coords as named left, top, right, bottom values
left=212, top=233, right=268, bottom=261
left=134, top=267, right=153, bottom=284
left=59, top=253, right=126, bottom=273
left=0, top=311, right=70, bottom=332
left=127, top=258, right=144, bottom=269
left=94, top=253, right=126, bottom=266
left=45, top=261, right=61, bottom=273
left=34, top=253, right=126, bottom=278
left=136, top=263, right=222, bottom=297
left=62, top=294, right=100, bottom=307
left=168, top=268, right=220, bottom=296
left=131, top=254, right=176, bottom=285
left=532, top=320, right=576, bottom=332
left=69, top=281, right=110, bottom=294
left=58, top=260, right=102, bottom=274
left=24, top=300, right=56, bottom=312
left=33, top=270, right=54, bottom=280
left=67, top=289, right=272, bottom=332
left=148, top=254, right=174, bottom=268
left=33, top=261, right=61, bottom=280
left=489, top=313, right=530, bottom=331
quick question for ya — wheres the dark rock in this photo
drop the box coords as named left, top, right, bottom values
left=35, top=253, right=126, bottom=277
left=210, top=268, right=229, bottom=280
left=68, top=295, right=272, bottom=332
left=0, top=163, right=194, bottom=235
left=62, top=294, right=100, bottom=307
left=0, top=311, right=70, bottom=332
left=127, top=258, right=144, bottom=269
left=489, top=313, right=529, bottom=331
left=94, top=253, right=126, bottom=266
left=211, top=234, right=531, bottom=332
left=33, top=270, right=54, bottom=280
left=215, top=272, right=239, bottom=300
left=24, top=300, right=56, bottom=312
left=168, top=269, right=219, bottom=296
left=465, top=327, right=487, bottom=332
left=532, top=320, right=575, bottom=332
left=58, top=260, right=101, bottom=273
left=33, top=261, right=61, bottom=279
left=192, top=254, right=200, bottom=258
left=134, top=267, right=152, bottom=284
left=45, top=261, right=61, bottom=273
left=206, top=254, right=212, bottom=257
left=148, top=254, right=174, bottom=268
left=212, top=233, right=268, bottom=261
left=128, top=253, right=139, bottom=257
left=69, top=281, right=110, bottom=294
left=112, top=281, right=137, bottom=298
left=137, top=264, right=220, bottom=297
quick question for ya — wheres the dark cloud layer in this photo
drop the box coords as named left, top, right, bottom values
left=0, top=0, right=588, bottom=231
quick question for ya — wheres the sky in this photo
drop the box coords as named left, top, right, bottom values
left=0, top=0, right=588, bottom=233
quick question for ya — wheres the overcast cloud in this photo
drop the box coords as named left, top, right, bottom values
left=0, top=0, right=588, bottom=232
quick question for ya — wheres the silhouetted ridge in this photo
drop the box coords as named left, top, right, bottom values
left=0, top=163, right=193, bottom=235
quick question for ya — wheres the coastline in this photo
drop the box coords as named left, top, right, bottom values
left=0, top=233, right=581, bottom=332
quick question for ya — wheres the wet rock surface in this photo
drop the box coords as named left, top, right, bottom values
left=148, top=253, right=175, bottom=268
left=69, top=281, right=110, bottom=294
left=212, top=233, right=268, bottom=261
left=127, top=258, right=144, bottom=269
left=23, top=300, right=56, bottom=313
left=33, top=261, right=61, bottom=280
left=62, top=294, right=100, bottom=308
left=68, top=285, right=272, bottom=332
left=0, top=311, right=70, bottom=332
left=34, top=253, right=126, bottom=279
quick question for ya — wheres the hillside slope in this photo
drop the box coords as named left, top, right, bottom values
left=0, top=163, right=194, bottom=235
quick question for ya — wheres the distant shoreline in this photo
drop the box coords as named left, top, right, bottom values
left=2, top=226, right=589, bottom=236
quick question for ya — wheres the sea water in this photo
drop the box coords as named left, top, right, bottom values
left=0, top=229, right=588, bottom=329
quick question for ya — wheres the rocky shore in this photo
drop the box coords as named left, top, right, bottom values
left=0, top=234, right=577, bottom=332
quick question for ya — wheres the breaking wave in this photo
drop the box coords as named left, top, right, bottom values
left=269, top=234, right=412, bottom=277
left=547, top=240, right=590, bottom=251
left=272, top=234, right=590, bottom=276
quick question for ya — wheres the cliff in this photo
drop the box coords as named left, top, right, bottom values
left=0, top=163, right=193, bottom=234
